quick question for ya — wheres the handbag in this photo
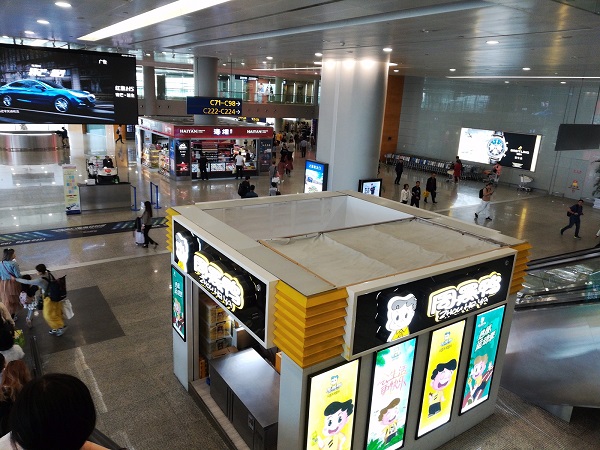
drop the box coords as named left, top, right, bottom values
left=272, top=176, right=280, bottom=184
left=423, top=190, right=430, bottom=198
left=61, top=299, right=74, bottom=320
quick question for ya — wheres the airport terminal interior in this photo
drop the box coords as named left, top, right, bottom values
left=0, top=134, right=598, bottom=449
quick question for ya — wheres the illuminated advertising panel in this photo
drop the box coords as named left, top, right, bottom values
left=457, top=128, right=541, bottom=171
left=304, top=160, right=329, bottom=193
left=351, top=255, right=514, bottom=357
left=460, top=305, right=505, bottom=413
left=305, top=360, right=360, bottom=450
left=171, top=266, right=186, bottom=341
left=359, top=178, right=383, bottom=197
left=0, top=43, right=137, bottom=124
left=366, top=339, right=416, bottom=450
left=173, top=221, right=267, bottom=342
left=417, top=321, right=465, bottom=438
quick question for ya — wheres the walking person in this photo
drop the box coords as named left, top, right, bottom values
left=300, top=137, right=308, bottom=158
left=115, top=125, right=124, bottom=143
left=560, top=199, right=584, bottom=239
left=400, top=184, right=410, bottom=204
left=453, top=156, right=462, bottom=183
left=410, top=181, right=421, bottom=208
left=394, top=159, right=404, bottom=184
left=475, top=182, right=495, bottom=221
left=424, top=172, right=437, bottom=203
left=198, top=151, right=209, bottom=180
left=60, top=127, right=69, bottom=148
left=0, top=250, right=21, bottom=320
left=140, top=201, right=159, bottom=248
left=234, top=152, right=245, bottom=179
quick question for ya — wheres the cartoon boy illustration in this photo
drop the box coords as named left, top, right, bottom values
left=173, top=298, right=184, bottom=332
left=376, top=292, right=418, bottom=342
left=378, top=398, right=401, bottom=444
left=317, top=399, right=354, bottom=450
left=174, top=231, right=198, bottom=273
left=464, top=354, right=493, bottom=407
left=428, top=359, right=457, bottom=417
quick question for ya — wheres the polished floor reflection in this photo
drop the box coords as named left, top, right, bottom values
left=2, top=138, right=599, bottom=449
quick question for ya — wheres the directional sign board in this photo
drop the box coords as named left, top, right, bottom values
left=186, top=97, right=243, bottom=116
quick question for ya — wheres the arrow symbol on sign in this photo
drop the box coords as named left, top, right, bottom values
left=236, top=101, right=241, bottom=106
left=236, top=110, right=241, bottom=114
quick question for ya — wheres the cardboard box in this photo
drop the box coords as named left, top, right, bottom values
left=210, top=346, right=238, bottom=359
left=198, top=356, right=208, bottom=379
left=200, top=335, right=232, bottom=359
left=275, top=352, right=282, bottom=373
left=198, top=296, right=229, bottom=325
left=199, top=319, right=232, bottom=341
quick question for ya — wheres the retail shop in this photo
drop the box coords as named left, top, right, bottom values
left=136, top=117, right=273, bottom=180
left=169, top=192, right=529, bottom=450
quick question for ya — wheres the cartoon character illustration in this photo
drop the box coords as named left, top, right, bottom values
left=376, top=292, right=418, bottom=342
left=463, top=354, right=494, bottom=408
left=378, top=398, right=401, bottom=444
left=174, top=230, right=198, bottom=273
left=317, top=400, right=354, bottom=450
left=173, top=299, right=184, bottom=331
left=428, top=359, right=457, bottom=417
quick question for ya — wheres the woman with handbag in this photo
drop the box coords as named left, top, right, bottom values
left=0, top=249, right=21, bottom=320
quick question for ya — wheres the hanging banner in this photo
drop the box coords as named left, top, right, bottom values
left=417, top=320, right=465, bottom=438
left=62, top=164, right=81, bottom=215
left=460, top=305, right=506, bottom=413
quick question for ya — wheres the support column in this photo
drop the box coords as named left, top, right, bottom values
left=142, top=64, right=157, bottom=116
left=193, top=56, right=219, bottom=125
left=274, top=77, right=284, bottom=104
left=317, top=58, right=389, bottom=191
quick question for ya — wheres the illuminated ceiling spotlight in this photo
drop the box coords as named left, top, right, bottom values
left=37, top=19, right=50, bottom=25
left=486, top=40, right=499, bottom=45
left=315, top=52, right=323, bottom=57
left=266, top=56, right=273, bottom=60
left=55, top=2, right=72, bottom=7
left=449, top=68, right=456, bottom=72
left=383, top=47, right=392, bottom=52
left=522, top=67, right=531, bottom=71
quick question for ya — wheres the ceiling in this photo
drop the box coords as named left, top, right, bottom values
left=3, top=0, right=600, bottom=83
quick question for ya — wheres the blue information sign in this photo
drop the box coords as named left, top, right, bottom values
left=186, top=96, right=243, bottom=115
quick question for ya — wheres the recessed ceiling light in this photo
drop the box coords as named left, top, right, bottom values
left=145, top=53, right=151, bottom=56
left=37, top=19, right=50, bottom=25
left=560, top=81, right=566, bottom=84
left=393, top=69, right=399, bottom=73
left=222, top=63, right=226, bottom=66
left=449, top=68, right=456, bottom=72
left=383, top=47, right=392, bottom=52
left=505, top=81, right=510, bottom=84
left=24, top=31, right=35, bottom=35
left=262, top=61, right=267, bottom=64
left=55, top=2, right=72, bottom=7
left=388, top=62, right=398, bottom=67
left=313, top=61, right=322, bottom=65
left=486, top=40, right=499, bottom=45
left=241, top=62, right=245, bottom=66
left=522, top=67, right=531, bottom=71
left=315, top=52, right=322, bottom=57
left=266, top=56, right=273, bottom=60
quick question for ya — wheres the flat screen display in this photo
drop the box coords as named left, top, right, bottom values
left=304, top=160, right=328, bottom=193
left=460, top=305, right=505, bottom=414
left=417, top=320, right=465, bottom=438
left=359, top=178, right=382, bottom=196
left=0, top=43, right=138, bottom=124
left=457, top=128, right=541, bottom=171
left=171, top=266, right=186, bottom=342
left=366, top=339, right=416, bottom=450
left=555, top=124, right=600, bottom=150
left=305, top=360, right=359, bottom=450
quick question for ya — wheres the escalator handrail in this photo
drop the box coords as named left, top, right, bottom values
left=527, top=247, right=600, bottom=271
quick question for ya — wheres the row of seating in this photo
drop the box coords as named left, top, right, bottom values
left=384, top=153, right=486, bottom=181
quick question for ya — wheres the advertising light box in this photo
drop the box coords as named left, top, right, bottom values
left=366, top=339, right=416, bottom=450
left=305, top=360, right=360, bottom=450
left=359, top=178, right=383, bottom=197
left=172, top=266, right=186, bottom=342
left=457, top=128, right=541, bottom=171
left=173, top=220, right=268, bottom=344
left=0, top=43, right=138, bottom=124
left=350, top=255, right=514, bottom=357
left=417, top=321, right=465, bottom=438
left=460, top=305, right=506, bottom=414
left=304, top=160, right=329, bottom=193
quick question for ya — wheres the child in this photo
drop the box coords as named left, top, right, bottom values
left=19, top=275, right=38, bottom=328
left=269, top=182, right=281, bottom=196
left=400, top=184, right=410, bottom=204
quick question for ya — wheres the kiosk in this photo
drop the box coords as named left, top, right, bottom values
left=168, top=192, right=530, bottom=450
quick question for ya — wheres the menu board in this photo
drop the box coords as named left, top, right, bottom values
left=306, top=360, right=360, bottom=450
left=460, top=306, right=505, bottom=413
left=366, top=339, right=416, bottom=450
left=417, top=321, right=465, bottom=438
left=172, top=266, right=186, bottom=341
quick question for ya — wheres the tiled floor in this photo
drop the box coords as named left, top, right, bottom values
left=2, top=139, right=600, bottom=449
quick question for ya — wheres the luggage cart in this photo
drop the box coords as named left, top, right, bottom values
left=517, top=174, right=534, bottom=192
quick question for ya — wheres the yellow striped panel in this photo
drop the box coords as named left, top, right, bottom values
left=273, top=281, right=348, bottom=368
left=509, top=241, right=532, bottom=295
left=165, top=207, right=179, bottom=252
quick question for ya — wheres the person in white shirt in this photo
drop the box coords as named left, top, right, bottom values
left=234, top=153, right=245, bottom=179
left=400, top=184, right=410, bottom=204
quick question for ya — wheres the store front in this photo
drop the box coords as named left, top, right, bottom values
left=168, top=192, right=530, bottom=450
left=136, top=117, right=273, bottom=180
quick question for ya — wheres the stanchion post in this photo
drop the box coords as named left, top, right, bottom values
left=150, top=181, right=155, bottom=205
left=130, top=185, right=140, bottom=211
left=154, top=183, right=162, bottom=209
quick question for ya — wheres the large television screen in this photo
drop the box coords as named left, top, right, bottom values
left=555, top=124, right=600, bottom=151
left=457, top=128, right=541, bottom=171
left=0, top=43, right=138, bottom=124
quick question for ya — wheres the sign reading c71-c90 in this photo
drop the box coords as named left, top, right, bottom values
left=0, top=43, right=138, bottom=125
left=186, top=96, right=243, bottom=116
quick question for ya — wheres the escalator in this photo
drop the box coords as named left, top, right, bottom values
left=500, top=248, right=600, bottom=421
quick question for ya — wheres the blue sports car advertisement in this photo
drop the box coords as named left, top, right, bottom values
left=0, top=43, right=137, bottom=124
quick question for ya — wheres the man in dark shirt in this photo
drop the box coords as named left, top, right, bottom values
left=425, top=173, right=437, bottom=203
left=410, top=181, right=421, bottom=208
left=198, top=151, right=209, bottom=180
left=560, top=199, right=584, bottom=239
left=243, top=185, right=258, bottom=198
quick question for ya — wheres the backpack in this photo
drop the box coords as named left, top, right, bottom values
left=479, top=188, right=484, bottom=199
left=238, top=182, right=249, bottom=197
left=42, top=271, right=67, bottom=302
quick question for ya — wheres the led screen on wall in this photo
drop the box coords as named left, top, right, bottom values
left=457, top=128, right=541, bottom=171
left=0, top=43, right=138, bottom=124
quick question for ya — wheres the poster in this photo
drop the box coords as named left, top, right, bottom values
left=172, top=266, right=186, bottom=341
left=417, top=321, right=465, bottom=438
left=366, top=339, right=416, bottom=450
left=306, top=360, right=360, bottom=450
left=62, top=164, right=81, bottom=215
left=304, top=160, right=328, bottom=193
left=460, top=305, right=505, bottom=413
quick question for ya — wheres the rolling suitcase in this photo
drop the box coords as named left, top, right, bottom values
left=135, top=231, right=145, bottom=245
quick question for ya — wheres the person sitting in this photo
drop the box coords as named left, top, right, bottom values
left=243, top=185, right=258, bottom=198
left=1, top=373, right=112, bottom=449
left=0, top=360, right=31, bottom=436
left=102, top=156, right=114, bottom=168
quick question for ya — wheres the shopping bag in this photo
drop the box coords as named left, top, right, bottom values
left=61, top=299, right=74, bottom=320
left=272, top=176, right=280, bottom=184
left=13, top=329, right=25, bottom=348
left=423, top=190, right=430, bottom=198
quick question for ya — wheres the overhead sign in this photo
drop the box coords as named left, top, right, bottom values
left=186, top=96, right=243, bottom=116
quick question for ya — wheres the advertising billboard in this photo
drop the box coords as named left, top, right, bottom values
left=172, top=266, right=186, bottom=341
left=417, top=321, right=465, bottom=438
left=457, top=128, right=541, bottom=171
left=305, top=360, right=360, bottom=450
left=304, top=160, right=329, bottom=193
left=359, top=178, right=383, bottom=197
left=366, top=339, right=416, bottom=450
left=0, top=43, right=138, bottom=124
left=460, top=305, right=506, bottom=413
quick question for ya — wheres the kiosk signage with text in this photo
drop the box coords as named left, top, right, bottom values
left=186, top=96, right=243, bottom=116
